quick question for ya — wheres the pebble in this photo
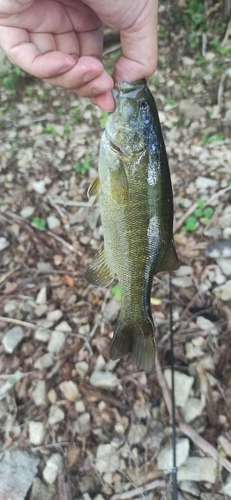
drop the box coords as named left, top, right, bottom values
left=31, top=382, right=47, bottom=409
left=29, top=421, right=45, bottom=445
left=20, top=206, right=35, bottom=218
left=95, top=354, right=106, bottom=371
left=171, top=277, right=193, bottom=288
left=214, top=280, right=231, bottom=301
left=43, top=453, right=63, bottom=484
left=75, top=361, right=89, bottom=378
left=0, top=237, right=9, bottom=251
left=217, top=257, right=231, bottom=276
left=183, top=397, right=205, bottom=423
left=2, top=326, right=24, bottom=353
left=35, top=327, right=51, bottom=342
left=180, top=480, right=200, bottom=497
left=30, top=477, right=56, bottom=500
left=47, top=330, right=65, bottom=353
left=4, top=299, right=18, bottom=314
left=79, top=324, right=90, bottom=335
left=47, top=215, right=60, bottom=229
left=220, top=475, right=231, bottom=496
left=95, top=443, right=119, bottom=473
left=36, top=286, right=47, bottom=305
left=47, top=389, right=57, bottom=404
left=133, top=401, right=151, bottom=420
left=196, top=316, right=218, bottom=335
left=174, top=265, right=193, bottom=276
left=219, top=207, right=231, bottom=229
left=90, top=371, right=119, bottom=390
left=78, top=412, right=91, bottom=433
left=32, top=179, right=46, bottom=194
left=195, top=176, right=218, bottom=190
left=55, top=320, right=72, bottom=332
left=104, top=299, right=121, bottom=323
left=157, top=438, right=189, bottom=470
left=178, top=457, right=216, bottom=483
left=217, top=435, right=231, bottom=457
left=35, top=304, right=48, bottom=317
left=0, top=447, right=39, bottom=499
left=127, top=424, right=147, bottom=446
left=59, top=381, right=79, bottom=401
left=48, top=405, right=65, bottom=425
left=80, top=235, right=90, bottom=245
left=34, top=352, right=54, bottom=370
left=47, top=309, right=63, bottom=322
left=185, top=342, right=204, bottom=359
left=206, top=238, right=231, bottom=258
left=75, top=400, right=86, bottom=413
left=164, top=369, right=194, bottom=408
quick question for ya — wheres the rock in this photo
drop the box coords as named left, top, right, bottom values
left=171, top=277, right=193, bottom=288
left=79, top=324, right=90, bottom=335
left=20, top=206, right=35, bottom=219
left=59, top=381, right=79, bottom=401
left=43, top=453, right=63, bottom=484
left=201, top=494, right=224, bottom=500
left=29, top=477, right=56, bottom=500
left=78, top=412, right=91, bottom=433
left=214, top=280, right=231, bottom=301
left=32, top=380, right=47, bottom=406
left=75, top=400, right=86, bottom=413
left=48, top=405, right=65, bottom=425
left=75, top=361, right=89, bottom=378
left=104, top=298, right=120, bottom=323
left=35, top=327, right=50, bottom=342
left=0, top=446, right=39, bottom=500
left=164, top=369, right=194, bottom=408
left=180, top=480, right=200, bottom=497
left=157, top=438, right=189, bottom=470
left=182, top=56, right=194, bottom=66
left=217, top=257, right=231, bottom=276
left=34, top=353, right=54, bottom=370
left=174, top=265, right=193, bottom=276
left=178, top=457, right=216, bottom=483
left=219, top=207, right=231, bottom=229
left=55, top=320, right=72, bottom=332
left=47, top=309, right=63, bottom=322
left=29, top=421, right=45, bottom=445
left=47, top=215, right=60, bottom=229
left=47, top=389, right=57, bottom=404
left=0, top=237, right=9, bottom=251
left=220, top=475, right=231, bottom=496
left=195, top=176, right=218, bottom=190
left=2, top=326, right=24, bottom=353
left=185, top=342, right=204, bottom=359
left=218, top=435, right=231, bottom=457
left=35, top=304, right=48, bottom=317
left=32, top=179, right=46, bottom=194
left=95, top=443, right=119, bottom=473
left=4, top=300, right=18, bottom=314
left=196, top=316, right=218, bottom=335
left=206, top=239, right=231, bottom=258
left=47, top=330, right=65, bottom=354
left=184, top=397, right=205, bottom=423
left=133, top=401, right=151, bottom=420
left=95, top=354, right=106, bottom=371
left=90, top=371, right=119, bottom=390
left=80, top=235, right=90, bottom=245
left=36, top=286, right=47, bottom=304
left=179, top=100, right=206, bottom=120
left=127, top=424, right=147, bottom=446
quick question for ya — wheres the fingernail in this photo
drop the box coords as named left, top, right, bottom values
left=58, top=65, right=74, bottom=75
left=82, top=72, right=98, bottom=83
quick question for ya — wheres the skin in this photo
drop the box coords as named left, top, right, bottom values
left=0, top=0, right=158, bottom=111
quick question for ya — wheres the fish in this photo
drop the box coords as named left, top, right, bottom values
left=85, top=79, right=179, bottom=371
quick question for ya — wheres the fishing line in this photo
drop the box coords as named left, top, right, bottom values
left=169, top=273, right=178, bottom=500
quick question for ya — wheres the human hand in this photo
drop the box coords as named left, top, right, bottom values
left=0, top=0, right=158, bottom=111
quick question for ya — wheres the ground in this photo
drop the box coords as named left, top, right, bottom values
left=0, top=2, right=231, bottom=499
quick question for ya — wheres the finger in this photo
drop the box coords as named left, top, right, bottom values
left=90, top=91, right=115, bottom=112
left=30, top=31, right=80, bottom=59
left=45, top=64, right=113, bottom=95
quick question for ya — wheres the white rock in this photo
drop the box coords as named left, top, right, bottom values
left=196, top=316, right=218, bottom=335
left=218, top=435, right=231, bottom=457
left=217, top=257, right=231, bottom=276
left=75, top=400, right=86, bottom=413
left=133, top=401, right=151, bottom=420
left=195, top=176, right=218, bottom=190
left=32, top=179, right=46, bottom=194
left=36, top=286, right=47, bottom=305
left=184, top=397, right=205, bottom=423
left=47, top=309, right=63, bottom=322
left=59, top=381, right=79, bottom=401
left=2, top=326, right=24, bottom=353
left=35, top=327, right=50, bottom=343
left=178, top=457, right=216, bottom=483
left=32, top=380, right=47, bottom=406
left=180, top=480, right=200, bottom=497
left=55, top=320, right=72, bottom=332
left=35, top=304, right=48, bottom=317
left=43, top=453, right=63, bottom=484
left=90, top=371, right=119, bottom=390
left=34, top=353, right=54, bottom=370
left=75, top=361, right=89, bottom=378
left=220, top=475, right=231, bottom=496
left=78, top=412, right=91, bottom=433
left=29, top=421, right=45, bottom=445
left=95, top=443, right=119, bottom=473
left=79, top=324, right=90, bottom=335
left=185, top=342, right=204, bottom=359
left=127, top=424, right=147, bottom=445
left=20, top=206, right=35, bottom=218
left=174, top=265, right=193, bottom=276
left=214, top=280, right=231, bottom=301
left=164, top=369, right=194, bottom=408
left=4, top=300, right=18, bottom=314
left=0, top=237, right=9, bottom=251
left=47, top=330, right=65, bottom=353
left=0, top=447, right=39, bottom=499
left=47, top=215, right=60, bottom=229
left=157, top=438, right=189, bottom=471
left=95, top=354, right=106, bottom=371
left=48, top=405, right=65, bottom=425
left=171, top=277, right=193, bottom=288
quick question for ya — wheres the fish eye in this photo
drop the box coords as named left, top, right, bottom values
left=140, top=101, right=149, bottom=111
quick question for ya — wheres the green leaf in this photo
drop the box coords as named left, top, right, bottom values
left=194, top=208, right=203, bottom=218
left=185, top=216, right=197, bottom=231
left=75, top=153, right=91, bottom=174
left=203, top=207, right=214, bottom=219
left=100, top=111, right=108, bottom=127
left=44, top=124, right=57, bottom=135
left=111, top=284, right=121, bottom=300
left=197, top=199, right=206, bottom=208
left=165, top=98, right=175, bottom=105
left=32, top=217, right=46, bottom=229
left=63, top=124, right=70, bottom=134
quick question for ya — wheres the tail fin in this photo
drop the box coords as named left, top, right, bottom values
left=110, top=319, right=155, bottom=372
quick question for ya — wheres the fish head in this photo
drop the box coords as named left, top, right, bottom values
left=106, top=79, right=156, bottom=156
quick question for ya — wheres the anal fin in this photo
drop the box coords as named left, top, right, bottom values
left=84, top=244, right=114, bottom=287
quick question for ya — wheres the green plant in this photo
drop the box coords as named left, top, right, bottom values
left=165, top=98, right=175, bottom=105
left=181, top=202, right=214, bottom=231
left=75, top=153, right=91, bottom=174
left=44, top=124, right=57, bottom=135
left=100, top=111, right=108, bottom=127
left=111, top=284, right=121, bottom=300
left=63, top=124, right=70, bottom=134
left=32, top=217, right=46, bottom=230
left=70, top=107, right=82, bottom=124
left=2, top=67, right=22, bottom=93
left=0, top=109, right=3, bottom=116
left=201, top=134, right=224, bottom=144
left=25, top=86, right=34, bottom=96
left=182, top=216, right=197, bottom=232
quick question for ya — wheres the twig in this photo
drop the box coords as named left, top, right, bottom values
left=0, top=316, right=37, bottom=329
left=50, top=198, right=97, bottom=208
left=218, top=68, right=231, bottom=111
left=221, top=18, right=231, bottom=46
left=0, top=269, right=18, bottom=285
left=46, top=194, right=66, bottom=217
left=110, top=480, right=165, bottom=500
left=46, top=231, right=81, bottom=254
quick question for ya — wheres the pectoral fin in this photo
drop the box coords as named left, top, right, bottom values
left=159, top=240, right=180, bottom=272
left=87, top=175, right=100, bottom=201
left=110, top=164, right=128, bottom=204
left=84, top=244, right=115, bottom=287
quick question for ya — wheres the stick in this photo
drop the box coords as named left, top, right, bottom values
left=0, top=316, right=37, bottom=329
left=110, top=480, right=165, bottom=500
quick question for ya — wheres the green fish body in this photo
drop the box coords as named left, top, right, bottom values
left=85, top=79, right=179, bottom=371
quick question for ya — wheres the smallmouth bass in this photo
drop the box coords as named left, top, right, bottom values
left=85, top=79, right=179, bottom=371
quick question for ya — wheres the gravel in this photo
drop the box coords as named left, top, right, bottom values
left=2, top=326, right=24, bottom=353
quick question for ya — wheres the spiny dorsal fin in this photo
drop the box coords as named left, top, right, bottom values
left=84, top=244, right=115, bottom=287
left=87, top=175, right=100, bottom=199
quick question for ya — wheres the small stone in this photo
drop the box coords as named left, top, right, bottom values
left=4, top=300, right=18, bottom=314
left=20, top=206, right=35, bottom=218
left=36, top=286, right=47, bottom=305
left=32, top=179, right=46, bottom=194
left=182, top=56, right=194, bottom=66
left=55, top=320, right=72, bottom=332
left=217, top=257, right=231, bottom=276
left=43, top=453, right=63, bottom=484
left=0, top=447, right=39, bottom=499
left=30, top=477, right=56, bottom=500
left=75, top=361, right=89, bottom=378
left=78, top=412, right=91, bottom=433
left=90, top=371, right=119, bottom=390
left=34, top=353, right=54, bottom=370
left=171, top=277, right=193, bottom=288
left=185, top=342, right=204, bottom=359
left=220, top=475, right=231, bottom=496
left=195, top=176, right=218, bottom=190
left=127, top=424, right=147, bottom=446
left=48, top=405, right=65, bottom=425
left=47, top=309, right=63, bottom=322
left=196, top=316, right=218, bottom=335
left=95, top=354, right=106, bottom=371
left=32, top=380, right=47, bottom=406
left=174, top=265, right=193, bottom=276
left=35, top=304, right=48, bottom=317
left=2, top=326, right=24, bottom=353
left=59, top=381, right=79, bottom=401
left=184, top=397, right=205, bottom=423
left=180, top=480, right=200, bottom=497
left=79, top=324, right=90, bottom=335
left=80, top=235, right=90, bottom=245
left=206, top=238, right=231, bottom=258
left=47, top=215, right=60, bottom=229
left=47, top=389, right=57, bottom=404
left=218, top=435, right=231, bottom=457
left=178, top=457, right=216, bottom=483
left=0, top=237, right=9, bottom=251
left=35, top=327, right=50, bottom=342
left=75, top=400, right=86, bottom=413
left=214, top=280, right=231, bottom=301
left=157, top=438, right=189, bottom=470
left=47, top=330, right=65, bottom=354
left=95, top=443, right=119, bottom=473
left=164, top=369, right=194, bottom=408
left=104, top=298, right=120, bottom=323
left=29, top=421, right=45, bottom=445
left=133, top=401, right=151, bottom=420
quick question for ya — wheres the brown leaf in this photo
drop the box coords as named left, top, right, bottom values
left=4, top=281, right=18, bottom=294
left=66, top=445, right=80, bottom=469
left=64, top=274, right=75, bottom=287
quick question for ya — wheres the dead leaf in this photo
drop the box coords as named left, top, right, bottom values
left=64, top=274, right=75, bottom=287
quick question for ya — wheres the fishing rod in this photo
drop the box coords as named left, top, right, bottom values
left=169, top=273, right=178, bottom=500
